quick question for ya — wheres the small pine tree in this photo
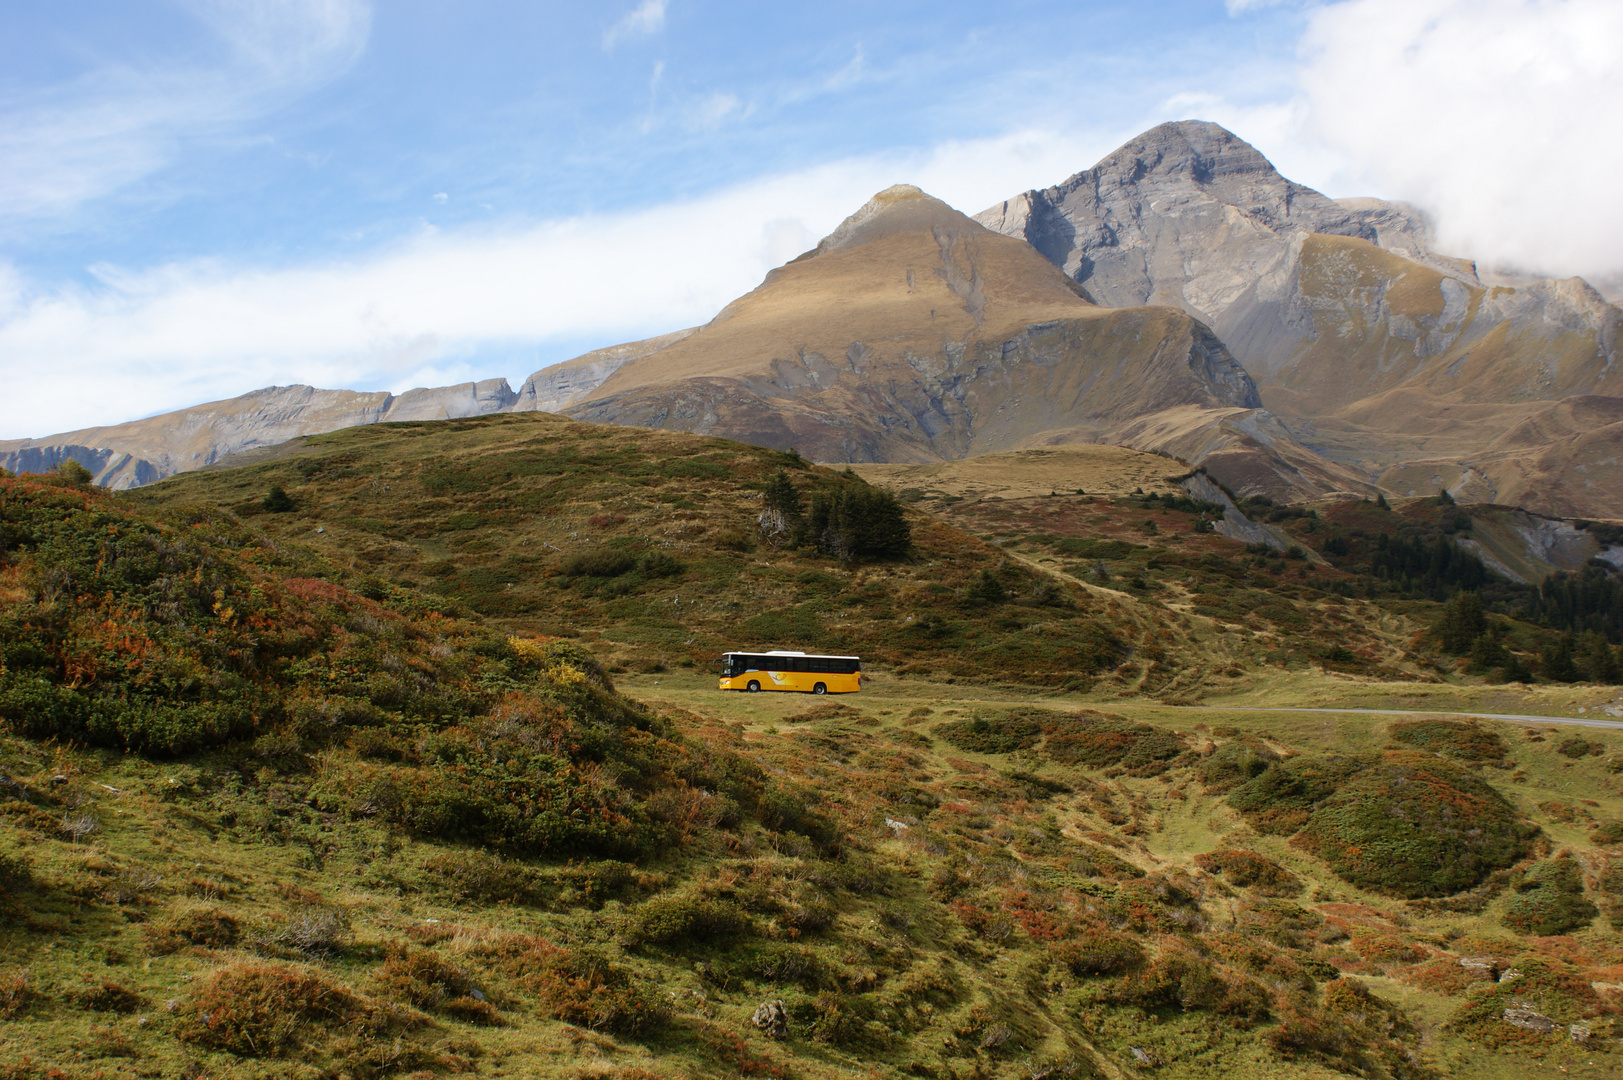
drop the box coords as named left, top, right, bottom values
left=1434, top=591, right=1487, bottom=653
left=1541, top=637, right=1579, bottom=683
left=1376, top=493, right=1391, bottom=510
left=1576, top=631, right=1621, bottom=685
left=762, top=470, right=803, bottom=519
left=965, top=569, right=1007, bottom=606
left=1437, top=488, right=1455, bottom=506
left=262, top=484, right=296, bottom=513
left=1468, top=631, right=1509, bottom=673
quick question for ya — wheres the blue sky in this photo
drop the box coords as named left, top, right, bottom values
left=1, top=0, right=1619, bottom=439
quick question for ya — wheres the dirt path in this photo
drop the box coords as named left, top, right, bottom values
left=1171, top=704, right=1623, bottom=730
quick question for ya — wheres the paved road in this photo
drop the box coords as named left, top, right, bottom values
left=1171, top=705, right=1623, bottom=731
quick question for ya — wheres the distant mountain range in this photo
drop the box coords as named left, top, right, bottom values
left=5, top=120, right=1620, bottom=518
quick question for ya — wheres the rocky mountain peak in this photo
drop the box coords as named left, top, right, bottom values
left=805, top=184, right=984, bottom=259
left=1094, top=119, right=1288, bottom=188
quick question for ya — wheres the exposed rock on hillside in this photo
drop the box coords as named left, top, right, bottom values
left=0, top=380, right=518, bottom=489
left=510, top=327, right=698, bottom=413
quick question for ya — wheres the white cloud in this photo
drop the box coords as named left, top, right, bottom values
left=0, top=0, right=370, bottom=227
left=1293, top=0, right=1623, bottom=279
left=603, top=0, right=667, bottom=49
left=0, top=128, right=1116, bottom=439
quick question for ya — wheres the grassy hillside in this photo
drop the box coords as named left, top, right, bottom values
left=129, top=413, right=1201, bottom=692
left=4, top=469, right=1623, bottom=1079
left=6, top=417, right=1623, bottom=1078
left=132, top=412, right=1609, bottom=702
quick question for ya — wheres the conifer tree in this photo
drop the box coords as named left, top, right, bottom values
left=965, top=569, right=1007, bottom=606
left=1541, top=636, right=1579, bottom=683
left=1435, top=591, right=1487, bottom=653
left=1576, top=631, right=1621, bottom=684
left=762, top=469, right=803, bottom=518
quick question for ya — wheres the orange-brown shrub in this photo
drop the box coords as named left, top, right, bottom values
left=145, top=906, right=239, bottom=955
left=1049, top=932, right=1145, bottom=977
left=474, top=935, right=668, bottom=1036
left=69, top=979, right=146, bottom=1013
left=0, top=969, right=35, bottom=1019
left=374, top=946, right=502, bottom=1025
left=1194, top=849, right=1302, bottom=897
left=175, top=961, right=417, bottom=1057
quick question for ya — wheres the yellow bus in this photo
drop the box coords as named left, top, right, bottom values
left=718, top=651, right=861, bottom=694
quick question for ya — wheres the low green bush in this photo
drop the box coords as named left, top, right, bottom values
left=1043, top=712, right=1184, bottom=771
left=937, top=710, right=1047, bottom=754
left=1387, top=719, right=1507, bottom=761
left=1228, top=753, right=1371, bottom=835
left=1449, top=955, right=1603, bottom=1048
left=1107, top=945, right=1270, bottom=1022
left=1502, top=856, right=1597, bottom=936
left=420, top=850, right=543, bottom=904
left=176, top=962, right=415, bottom=1057
left=559, top=550, right=638, bottom=577
left=145, top=906, right=239, bottom=955
left=637, top=551, right=685, bottom=578
left=1050, top=932, right=1144, bottom=976
left=478, top=936, right=668, bottom=1035
left=1296, top=753, right=1535, bottom=898
left=1590, top=821, right=1623, bottom=847
left=1197, top=739, right=1280, bottom=792
left=622, top=893, right=751, bottom=946
left=375, top=946, right=501, bottom=1024
left=1557, top=736, right=1603, bottom=759
left=938, top=709, right=1182, bottom=771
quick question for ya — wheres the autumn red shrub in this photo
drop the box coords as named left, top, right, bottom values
left=175, top=961, right=416, bottom=1057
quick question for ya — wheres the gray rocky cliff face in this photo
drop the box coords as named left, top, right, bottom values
left=974, top=120, right=1435, bottom=315
left=512, top=328, right=698, bottom=414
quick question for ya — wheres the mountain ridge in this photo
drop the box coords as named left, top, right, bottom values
left=975, top=120, right=1623, bottom=516
left=7, top=121, right=1622, bottom=520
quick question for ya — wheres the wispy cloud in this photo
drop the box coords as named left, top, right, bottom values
left=0, top=0, right=370, bottom=230
left=0, top=128, right=1116, bottom=439
left=683, top=91, right=742, bottom=132
left=603, top=0, right=668, bottom=49
left=824, top=46, right=866, bottom=91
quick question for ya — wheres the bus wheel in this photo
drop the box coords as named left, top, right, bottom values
left=812, top=683, right=826, bottom=695
left=747, top=681, right=760, bottom=693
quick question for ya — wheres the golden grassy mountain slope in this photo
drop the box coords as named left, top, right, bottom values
left=566, top=186, right=1269, bottom=467
left=1252, top=236, right=1623, bottom=517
